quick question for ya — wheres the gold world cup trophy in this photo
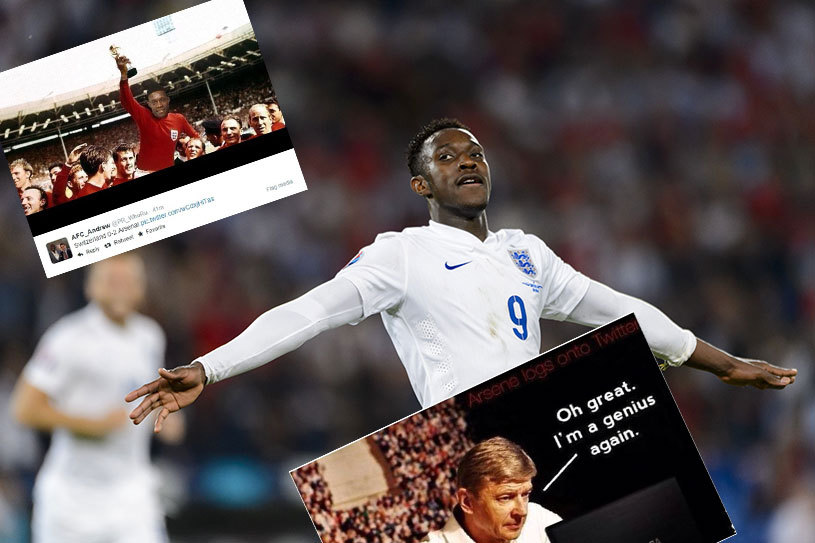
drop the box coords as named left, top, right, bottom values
left=109, top=45, right=137, bottom=78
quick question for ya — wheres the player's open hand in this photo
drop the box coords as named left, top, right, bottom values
left=719, top=357, right=797, bottom=390
left=125, top=362, right=206, bottom=433
left=67, top=143, right=88, bottom=165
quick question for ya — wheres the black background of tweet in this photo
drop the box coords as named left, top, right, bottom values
left=460, top=314, right=735, bottom=543
left=25, top=128, right=293, bottom=236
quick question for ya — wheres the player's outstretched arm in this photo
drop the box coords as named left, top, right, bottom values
left=126, top=277, right=364, bottom=431
left=684, top=339, right=796, bottom=390
left=566, top=280, right=797, bottom=389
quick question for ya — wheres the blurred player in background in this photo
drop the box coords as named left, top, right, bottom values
left=127, top=119, right=796, bottom=432
left=114, top=54, right=198, bottom=174
left=424, top=437, right=560, bottom=543
left=112, top=143, right=137, bottom=186
left=11, top=254, right=178, bottom=543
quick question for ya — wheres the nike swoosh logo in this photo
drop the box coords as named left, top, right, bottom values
left=445, top=261, right=472, bottom=270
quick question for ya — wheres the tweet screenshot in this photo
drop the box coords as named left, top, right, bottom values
left=0, top=0, right=306, bottom=277
left=291, top=315, right=736, bottom=543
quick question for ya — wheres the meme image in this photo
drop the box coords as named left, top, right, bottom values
left=0, top=1, right=812, bottom=543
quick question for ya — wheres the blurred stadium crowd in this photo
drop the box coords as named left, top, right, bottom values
left=1, top=0, right=814, bottom=542
left=293, top=400, right=471, bottom=543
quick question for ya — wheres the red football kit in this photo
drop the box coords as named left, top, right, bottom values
left=51, top=165, right=70, bottom=206
left=119, top=81, right=198, bottom=171
left=112, top=176, right=134, bottom=187
left=75, top=180, right=106, bottom=199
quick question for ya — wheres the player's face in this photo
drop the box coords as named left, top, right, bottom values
left=465, top=479, right=532, bottom=542
left=116, top=151, right=136, bottom=177
left=49, top=166, right=62, bottom=182
left=415, top=128, right=491, bottom=219
left=21, top=188, right=44, bottom=215
left=102, top=156, right=117, bottom=181
left=11, top=165, right=32, bottom=189
left=269, top=103, right=283, bottom=124
left=69, top=170, right=88, bottom=191
left=147, top=90, right=170, bottom=118
left=249, top=106, right=272, bottom=135
left=185, top=139, right=204, bottom=159
left=88, top=257, right=146, bottom=322
left=221, top=119, right=241, bottom=145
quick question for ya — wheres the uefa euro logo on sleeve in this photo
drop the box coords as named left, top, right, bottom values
left=508, top=249, right=537, bottom=277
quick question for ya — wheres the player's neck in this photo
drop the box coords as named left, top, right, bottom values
left=97, top=305, right=129, bottom=327
left=432, top=211, right=489, bottom=241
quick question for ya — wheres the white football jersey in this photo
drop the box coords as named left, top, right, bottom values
left=337, top=221, right=589, bottom=407
left=23, top=303, right=166, bottom=538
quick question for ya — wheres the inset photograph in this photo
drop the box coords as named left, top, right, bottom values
left=292, top=316, right=734, bottom=543
left=0, top=0, right=306, bottom=277
left=45, top=238, right=72, bottom=263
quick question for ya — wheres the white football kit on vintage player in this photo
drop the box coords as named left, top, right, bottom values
left=336, top=221, right=590, bottom=406
left=198, top=220, right=696, bottom=408
left=23, top=303, right=167, bottom=543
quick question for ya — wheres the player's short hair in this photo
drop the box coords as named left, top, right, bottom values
left=67, top=163, right=85, bottom=181
left=456, top=437, right=537, bottom=495
left=112, top=143, right=136, bottom=162
left=47, top=161, right=63, bottom=172
left=406, top=118, right=471, bottom=178
left=79, top=145, right=112, bottom=176
left=221, top=114, right=242, bottom=129
left=186, top=137, right=206, bottom=155
left=23, top=185, right=49, bottom=209
left=250, top=103, right=271, bottom=115
left=10, top=158, right=34, bottom=176
left=143, top=83, right=167, bottom=97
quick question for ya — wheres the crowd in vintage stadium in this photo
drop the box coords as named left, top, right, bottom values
left=7, top=73, right=285, bottom=217
left=293, top=399, right=473, bottom=543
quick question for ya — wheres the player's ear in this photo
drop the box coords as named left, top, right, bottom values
left=457, top=488, right=475, bottom=514
left=410, top=175, right=432, bottom=199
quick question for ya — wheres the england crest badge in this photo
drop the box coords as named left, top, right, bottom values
left=170, top=129, right=179, bottom=141
left=508, top=249, right=537, bottom=277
